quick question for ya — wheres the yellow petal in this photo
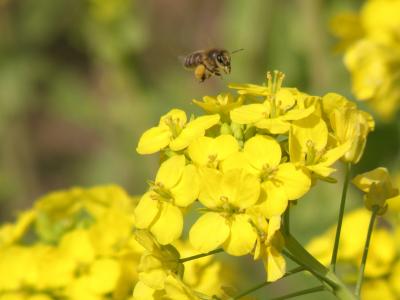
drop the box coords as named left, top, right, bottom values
left=244, top=135, right=281, bottom=170
left=150, top=202, right=183, bottom=245
left=155, top=155, right=186, bottom=189
left=159, top=109, right=187, bottom=127
left=291, top=114, right=328, bottom=152
left=255, top=118, right=290, bottom=134
left=172, top=164, right=199, bottom=207
left=221, top=169, right=260, bottom=209
left=189, top=212, right=230, bottom=253
left=223, top=214, right=257, bottom=256
left=88, top=258, right=120, bottom=294
left=214, top=134, right=240, bottom=161
left=187, top=136, right=213, bottom=166
left=260, top=181, right=288, bottom=218
left=170, top=115, right=220, bottom=151
left=230, top=103, right=269, bottom=124
left=282, top=106, right=315, bottom=121
left=138, top=255, right=166, bottom=290
left=275, top=163, right=311, bottom=200
left=265, top=246, right=286, bottom=282
left=137, top=126, right=172, bottom=155
left=134, top=193, right=159, bottom=229
left=352, top=167, right=391, bottom=193
left=133, top=281, right=156, bottom=300
left=198, top=168, right=223, bottom=209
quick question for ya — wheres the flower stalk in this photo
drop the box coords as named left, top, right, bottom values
left=331, top=162, right=352, bottom=271
left=354, top=205, right=379, bottom=298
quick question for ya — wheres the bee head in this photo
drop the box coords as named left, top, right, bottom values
left=212, top=50, right=231, bottom=74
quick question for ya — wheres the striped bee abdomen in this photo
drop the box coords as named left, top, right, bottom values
left=184, top=52, right=204, bottom=69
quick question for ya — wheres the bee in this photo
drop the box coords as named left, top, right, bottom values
left=182, top=48, right=243, bottom=82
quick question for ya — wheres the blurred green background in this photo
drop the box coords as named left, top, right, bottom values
left=0, top=0, right=399, bottom=298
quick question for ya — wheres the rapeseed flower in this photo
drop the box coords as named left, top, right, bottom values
left=353, top=167, right=400, bottom=215
left=137, top=109, right=220, bottom=154
left=134, top=155, right=199, bottom=244
left=189, top=168, right=259, bottom=256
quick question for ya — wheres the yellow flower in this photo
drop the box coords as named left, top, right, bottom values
left=174, top=241, right=223, bottom=296
left=136, top=109, right=220, bottom=154
left=134, top=230, right=182, bottom=291
left=230, top=89, right=315, bottom=134
left=329, top=12, right=363, bottom=52
left=0, top=210, right=36, bottom=247
left=192, top=93, right=244, bottom=116
left=134, top=155, right=199, bottom=244
left=189, top=168, right=259, bottom=256
left=361, top=280, right=396, bottom=300
left=307, top=209, right=397, bottom=278
left=223, top=135, right=311, bottom=217
left=252, top=216, right=286, bottom=282
left=353, top=167, right=400, bottom=214
left=289, top=113, right=350, bottom=178
left=188, top=135, right=239, bottom=168
left=229, top=72, right=315, bottom=134
left=325, top=94, right=374, bottom=164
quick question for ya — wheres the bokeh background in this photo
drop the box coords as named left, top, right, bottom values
left=1, top=0, right=399, bottom=298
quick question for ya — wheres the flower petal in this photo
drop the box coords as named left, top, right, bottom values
left=134, top=193, right=160, bottom=229
left=230, top=103, right=269, bottom=124
left=136, top=127, right=172, bottom=155
left=265, top=246, right=286, bottom=282
left=150, top=202, right=183, bottom=245
left=260, top=182, right=288, bottom=218
left=244, top=135, right=281, bottom=170
left=198, top=168, right=223, bottom=208
left=171, top=164, right=199, bottom=207
left=155, top=155, right=186, bottom=189
left=189, top=212, right=230, bottom=253
left=221, top=169, right=260, bottom=209
left=223, top=214, right=257, bottom=256
left=275, top=163, right=311, bottom=200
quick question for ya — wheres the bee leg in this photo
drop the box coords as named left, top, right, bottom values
left=194, top=64, right=209, bottom=82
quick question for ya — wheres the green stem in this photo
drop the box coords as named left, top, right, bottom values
left=283, top=249, right=336, bottom=288
left=331, top=162, right=352, bottom=272
left=354, top=206, right=379, bottom=298
left=283, top=233, right=356, bottom=300
left=231, top=266, right=306, bottom=300
left=177, top=248, right=223, bottom=263
left=283, top=204, right=290, bottom=235
left=268, top=285, right=325, bottom=300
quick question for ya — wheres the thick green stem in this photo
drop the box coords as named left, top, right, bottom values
left=178, top=248, right=223, bottom=263
left=283, top=233, right=356, bottom=300
left=231, top=266, right=305, bottom=300
left=268, top=285, right=325, bottom=300
left=354, top=206, right=379, bottom=298
left=331, top=162, right=352, bottom=272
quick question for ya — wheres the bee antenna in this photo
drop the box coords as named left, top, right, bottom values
left=231, top=48, right=244, bottom=54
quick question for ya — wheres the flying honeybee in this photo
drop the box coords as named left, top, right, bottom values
left=182, top=48, right=244, bottom=82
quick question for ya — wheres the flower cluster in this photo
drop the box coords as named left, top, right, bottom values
left=134, top=71, right=374, bottom=297
left=0, top=185, right=227, bottom=300
left=0, top=185, right=142, bottom=300
left=331, top=0, right=400, bottom=120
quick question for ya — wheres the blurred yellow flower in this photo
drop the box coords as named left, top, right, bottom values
left=332, top=0, right=400, bottom=120
left=353, top=167, right=400, bottom=214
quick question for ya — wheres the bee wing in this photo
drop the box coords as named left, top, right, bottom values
left=177, top=55, right=187, bottom=67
